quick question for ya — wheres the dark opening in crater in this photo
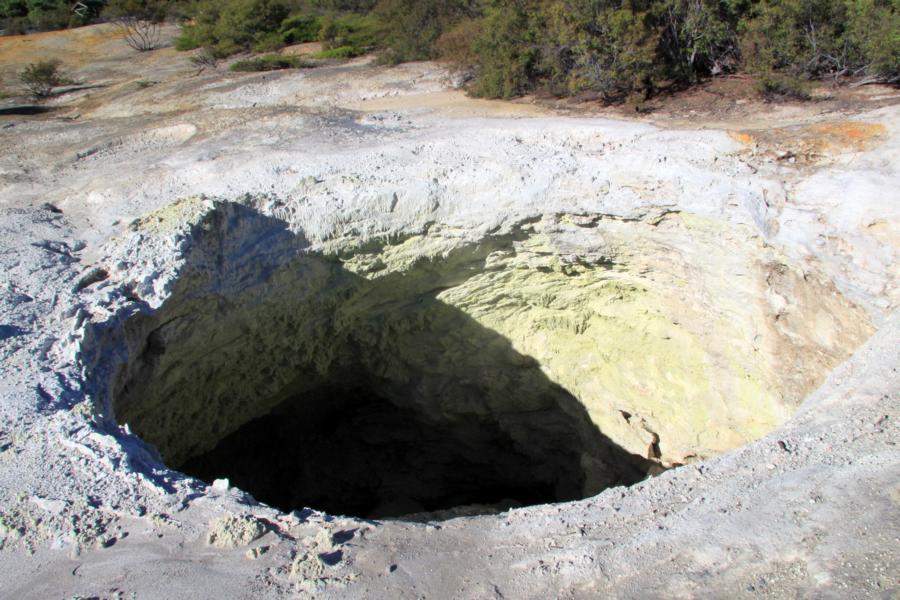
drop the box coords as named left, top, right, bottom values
left=181, top=385, right=579, bottom=518
left=88, top=202, right=650, bottom=520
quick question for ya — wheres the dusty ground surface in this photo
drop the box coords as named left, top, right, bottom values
left=0, top=24, right=898, bottom=599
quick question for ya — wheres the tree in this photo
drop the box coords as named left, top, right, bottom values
left=469, top=0, right=542, bottom=99
left=537, top=1, right=660, bottom=100
left=740, top=0, right=899, bottom=84
left=842, top=0, right=900, bottom=83
left=653, top=0, right=739, bottom=78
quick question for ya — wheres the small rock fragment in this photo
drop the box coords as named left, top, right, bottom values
left=245, top=545, right=269, bottom=560
left=206, top=515, right=267, bottom=548
left=74, top=267, right=109, bottom=292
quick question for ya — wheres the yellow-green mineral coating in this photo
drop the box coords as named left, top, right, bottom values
left=118, top=203, right=872, bottom=470
left=354, top=212, right=870, bottom=464
left=129, top=196, right=215, bottom=235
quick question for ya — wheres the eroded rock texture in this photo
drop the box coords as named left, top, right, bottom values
left=78, top=198, right=870, bottom=518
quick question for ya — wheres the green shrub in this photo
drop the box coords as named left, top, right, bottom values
left=740, top=0, right=898, bottom=82
left=740, top=0, right=844, bottom=77
left=318, top=12, right=382, bottom=51
left=25, top=5, right=70, bottom=30
left=2, top=16, right=30, bottom=34
left=843, top=0, right=900, bottom=80
left=0, top=0, right=27, bottom=19
left=0, top=0, right=103, bottom=32
left=175, top=0, right=291, bottom=57
left=306, top=0, right=376, bottom=9
left=651, top=0, right=741, bottom=79
left=216, top=0, right=289, bottom=49
left=468, top=1, right=541, bottom=99
left=229, top=53, right=314, bottom=70
left=251, top=30, right=286, bottom=51
left=67, top=11, right=89, bottom=27
left=469, top=1, right=662, bottom=100
left=19, top=58, right=66, bottom=98
left=279, top=13, right=322, bottom=44
left=165, top=0, right=897, bottom=101
left=375, top=0, right=479, bottom=64
left=175, top=25, right=204, bottom=50
left=465, top=0, right=896, bottom=101
left=755, top=71, right=812, bottom=100
left=536, top=2, right=660, bottom=100
left=314, top=44, right=363, bottom=58
left=102, top=0, right=167, bottom=21
left=436, top=17, right=483, bottom=71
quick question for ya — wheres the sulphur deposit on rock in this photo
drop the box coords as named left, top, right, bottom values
left=206, top=515, right=268, bottom=549
left=0, top=23, right=897, bottom=600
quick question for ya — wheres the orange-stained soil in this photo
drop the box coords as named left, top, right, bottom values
left=727, top=120, right=889, bottom=166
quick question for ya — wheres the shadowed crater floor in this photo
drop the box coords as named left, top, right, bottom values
left=84, top=203, right=650, bottom=519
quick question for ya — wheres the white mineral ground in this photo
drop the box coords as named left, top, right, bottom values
left=0, top=24, right=897, bottom=599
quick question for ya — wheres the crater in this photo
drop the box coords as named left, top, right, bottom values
left=82, top=200, right=871, bottom=520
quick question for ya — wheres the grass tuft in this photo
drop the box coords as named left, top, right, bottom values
left=229, top=54, right=316, bottom=72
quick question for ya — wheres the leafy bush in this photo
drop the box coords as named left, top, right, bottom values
left=740, top=0, right=846, bottom=78
left=841, top=0, right=900, bottom=81
left=279, top=13, right=322, bottom=44
left=102, top=0, right=166, bottom=21
left=436, top=17, right=483, bottom=72
left=318, top=12, right=381, bottom=51
left=19, top=58, right=67, bottom=98
left=467, top=1, right=541, bottom=99
left=651, top=0, right=741, bottom=79
left=229, top=53, right=314, bottom=70
left=0, top=0, right=27, bottom=19
left=302, top=0, right=376, bottom=9
left=3, top=0, right=890, bottom=98
left=24, top=0, right=71, bottom=27
left=1, top=17, right=30, bottom=34
left=1, top=0, right=103, bottom=32
left=218, top=0, right=289, bottom=52
left=740, top=0, right=899, bottom=83
left=175, top=0, right=291, bottom=57
left=375, top=0, right=479, bottom=64
left=174, top=26, right=203, bottom=50
left=314, top=44, right=363, bottom=58
left=537, top=2, right=660, bottom=100
left=21, top=3, right=70, bottom=30
left=755, top=72, right=812, bottom=100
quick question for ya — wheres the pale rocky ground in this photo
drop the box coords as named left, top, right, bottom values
left=0, top=24, right=898, bottom=599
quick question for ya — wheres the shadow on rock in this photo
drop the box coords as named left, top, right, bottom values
left=83, top=202, right=654, bottom=519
